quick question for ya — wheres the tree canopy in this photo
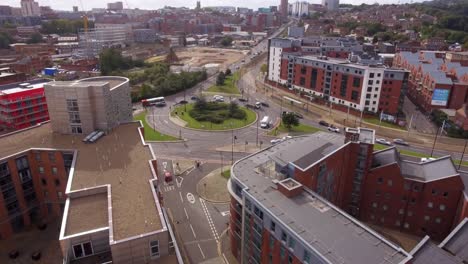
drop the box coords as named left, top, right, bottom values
left=99, top=48, right=144, bottom=75
left=0, top=32, right=13, bottom=49
left=41, top=19, right=94, bottom=34
left=282, top=112, right=300, bottom=130
left=220, top=36, right=233, bottom=47
left=26, top=33, right=43, bottom=44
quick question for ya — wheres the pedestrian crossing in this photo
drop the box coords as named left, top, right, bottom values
left=163, top=184, right=175, bottom=192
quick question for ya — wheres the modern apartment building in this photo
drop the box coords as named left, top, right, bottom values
left=393, top=51, right=468, bottom=114
left=0, top=77, right=177, bottom=263
left=0, top=79, right=51, bottom=131
left=268, top=38, right=409, bottom=115
left=20, top=0, right=40, bottom=17
left=228, top=129, right=468, bottom=263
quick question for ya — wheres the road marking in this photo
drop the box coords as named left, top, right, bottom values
left=184, top=207, right=189, bottom=219
left=220, top=211, right=230, bottom=217
left=164, top=120, right=169, bottom=124
left=199, top=198, right=220, bottom=242
left=197, top=243, right=205, bottom=259
left=185, top=167, right=195, bottom=175
left=164, top=185, right=175, bottom=192
left=186, top=193, right=195, bottom=204
left=176, top=176, right=183, bottom=188
left=222, top=253, right=229, bottom=264
left=179, top=192, right=183, bottom=203
left=190, top=223, right=197, bottom=238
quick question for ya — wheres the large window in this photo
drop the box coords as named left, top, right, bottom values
left=310, top=69, right=318, bottom=89
left=73, top=241, right=93, bottom=259
left=352, top=77, right=360, bottom=87
left=351, top=91, right=359, bottom=101
left=71, top=125, right=83, bottom=134
left=66, top=99, right=79, bottom=112
left=340, top=75, right=348, bottom=97
left=150, top=240, right=160, bottom=258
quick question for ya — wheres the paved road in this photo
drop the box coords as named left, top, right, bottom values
left=157, top=160, right=230, bottom=263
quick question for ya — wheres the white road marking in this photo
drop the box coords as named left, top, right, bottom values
left=164, top=120, right=169, bottom=124
left=222, top=253, right=229, bottom=264
left=199, top=198, right=220, bottom=242
left=220, top=211, right=230, bottom=217
left=185, top=167, right=195, bottom=175
left=190, top=223, right=197, bottom=238
left=186, top=193, right=195, bottom=204
left=179, top=192, right=183, bottom=203
left=184, top=207, right=189, bottom=219
left=198, top=243, right=206, bottom=259
left=176, top=176, right=183, bottom=188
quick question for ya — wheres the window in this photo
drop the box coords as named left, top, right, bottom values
left=71, top=125, right=82, bottom=134
left=413, top=185, right=420, bottom=192
left=428, top=202, right=433, bottom=208
left=435, top=218, right=441, bottom=224
left=66, top=99, right=79, bottom=112
left=375, top=190, right=381, bottom=196
left=35, top=153, right=41, bottom=161
left=424, top=215, right=430, bottom=221
left=384, top=193, right=390, bottom=200
left=41, top=178, right=47, bottom=186
left=369, top=73, right=375, bottom=78
left=299, top=77, right=305, bottom=86
left=270, top=221, right=276, bottom=232
left=269, top=235, right=275, bottom=248
left=410, top=198, right=416, bottom=204
left=370, top=214, right=375, bottom=220
left=280, top=246, right=286, bottom=258
left=48, top=152, right=56, bottom=162
left=395, top=220, right=401, bottom=226
left=303, top=250, right=311, bottom=263
left=387, top=180, right=393, bottom=186
left=39, top=167, right=44, bottom=174
left=72, top=242, right=93, bottom=259
left=377, top=177, right=383, bottom=184
left=288, top=255, right=293, bottom=264
left=352, top=77, right=360, bottom=87
left=408, top=211, right=413, bottom=216
left=404, top=223, right=410, bottom=229
left=288, top=237, right=295, bottom=250
left=52, top=167, right=58, bottom=175
left=55, top=179, right=60, bottom=186
left=431, top=189, right=437, bottom=195
left=340, top=75, right=348, bottom=97
left=404, top=183, right=410, bottom=190
left=150, top=240, right=160, bottom=258
left=399, top=209, right=404, bottom=214
left=368, top=80, right=373, bottom=85
left=382, top=205, right=388, bottom=211
left=440, top=204, right=446, bottom=211
left=311, top=69, right=318, bottom=89
left=351, top=91, right=359, bottom=100
left=443, top=191, right=449, bottom=197
left=57, top=191, right=63, bottom=199
left=68, top=112, right=81, bottom=124
left=372, top=202, right=377, bottom=208
left=281, top=231, right=287, bottom=242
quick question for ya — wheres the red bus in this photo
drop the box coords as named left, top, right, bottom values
left=141, top=97, right=166, bottom=107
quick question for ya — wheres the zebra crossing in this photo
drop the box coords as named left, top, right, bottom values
left=163, top=183, right=175, bottom=192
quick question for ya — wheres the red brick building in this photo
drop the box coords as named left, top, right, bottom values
left=0, top=79, right=50, bottom=131
left=0, top=68, right=26, bottom=85
left=229, top=128, right=468, bottom=263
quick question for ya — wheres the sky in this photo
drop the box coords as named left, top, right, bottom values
left=3, top=0, right=425, bottom=11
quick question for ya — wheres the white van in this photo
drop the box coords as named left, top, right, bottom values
left=260, top=116, right=270, bottom=128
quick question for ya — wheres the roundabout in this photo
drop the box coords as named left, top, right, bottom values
left=171, top=102, right=257, bottom=131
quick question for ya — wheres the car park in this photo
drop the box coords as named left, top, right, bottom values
left=319, top=120, right=329, bottom=127
left=376, top=138, right=392, bottom=146
left=393, top=139, right=410, bottom=146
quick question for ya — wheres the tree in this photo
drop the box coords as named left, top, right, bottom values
left=27, top=33, right=43, bottom=44
left=0, top=32, right=13, bottom=49
left=282, top=112, right=299, bottom=130
left=220, top=36, right=233, bottom=47
left=216, top=72, right=226, bottom=86
left=260, top=64, right=268, bottom=75
left=165, top=47, right=179, bottom=64
left=225, top=68, right=232, bottom=76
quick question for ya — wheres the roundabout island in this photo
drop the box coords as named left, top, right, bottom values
left=171, top=101, right=257, bottom=131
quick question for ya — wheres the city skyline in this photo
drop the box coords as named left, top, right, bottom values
left=3, top=0, right=425, bottom=11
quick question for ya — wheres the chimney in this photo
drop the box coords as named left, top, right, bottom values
left=276, top=178, right=303, bottom=198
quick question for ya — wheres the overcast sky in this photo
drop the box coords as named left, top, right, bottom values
left=3, top=0, right=425, bottom=11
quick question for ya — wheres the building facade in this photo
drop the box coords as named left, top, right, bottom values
left=20, top=0, right=40, bottom=17
left=290, top=1, right=309, bottom=17
left=228, top=128, right=468, bottom=263
left=0, top=79, right=51, bottom=131
left=322, top=0, right=339, bottom=11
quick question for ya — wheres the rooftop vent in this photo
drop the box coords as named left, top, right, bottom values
left=277, top=178, right=303, bottom=198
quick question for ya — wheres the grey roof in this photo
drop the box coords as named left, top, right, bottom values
left=372, top=147, right=399, bottom=168
left=0, top=78, right=51, bottom=91
left=270, top=133, right=344, bottom=170
left=410, top=237, right=462, bottom=264
left=430, top=71, right=452, bottom=85
left=400, top=156, right=458, bottom=182
left=400, top=51, right=419, bottom=63
left=232, top=135, right=410, bottom=264
left=439, top=218, right=468, bottom=263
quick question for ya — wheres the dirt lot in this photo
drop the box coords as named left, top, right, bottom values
left=175, top=47, right=246, bottom=69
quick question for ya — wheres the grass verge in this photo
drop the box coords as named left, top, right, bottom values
left=364, top=118, right=406, bottom=131
left=221, top=170, right=231, bottom=179
left=134, top=111, right=179, bottom=141
left=268, top=122, right=320, bottom=136
left=172, top=103, right=256, bottom=130
left=206, top=72, right=240, bottom=95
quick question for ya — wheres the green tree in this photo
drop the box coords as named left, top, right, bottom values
left=282, top=112, right=299, bottom=130
left=216, top=72, right=226, bottom=85
left=220, top=36, right=233, bottom=47
left=99, top=48, right=135, bottom=75
left=260, top=64, right=268, bottom=75
left=41, top=19, right=94, bottom=34
left=0, top=32, right=13, bottom=49
left=225, top=68, right=232, bottom=76
left=27, top=33, right=43, bottom=44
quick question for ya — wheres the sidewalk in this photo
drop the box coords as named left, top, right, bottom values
left=196, top=166, right=231, bottom=203
left=213, top=143, right=263, bottom=154
left=218, top=228, right=238, bottom=264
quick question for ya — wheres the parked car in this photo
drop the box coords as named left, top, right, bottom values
left=238, top=98, right=248, bottom=102
left=213, top=95, right=224, bottom=102
left=328, top=126, right=340, bottom=133
left=293, top=112, right=304, bottom=119
left=260, top=102, right=269, bottom=107
left=393, top=138, right=410, bottom=146
left=376, top=138, right=392, bottom=146
left=190, top=96, right=199, bottom=101
left=255, top=102, right=262, bottom=109
left=245, top=104, right=256, bottom=109
left=270, top=139, right=281, bottom=145
left=319, top=120, right=329, bottom=127
left=179, top=100, right=188, bottom=104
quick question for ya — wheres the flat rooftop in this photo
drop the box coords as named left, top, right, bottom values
left=65, top=193, right=108, bottom=236
left=46, top=77, right=127, bottom=91
left=0, top=122, right=162, bottom=241
left=0, top=78, right=51, bottom=92
left=232, top=134, right=410, bottom=264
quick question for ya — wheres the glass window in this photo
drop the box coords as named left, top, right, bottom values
left=398, top=209, right=404, bottom=214
left=424, top=215, right=430, bottom=221
left=435, top=218, right=441, bottom=224
left=443, top=191, right=449, bottom=197
left=52, top=167, right=58, bottom=175
left=150, top=240, right=160, bottom=258
left=55, top=179, right=60, bottom=186
left=41, top=178, right=47, bottom=186
left=377, top=177, right=383, bottom=184
left=387, top=180, right=392, bottom=186
left=440, top=204, right=446, bottom=211
left=404, top=223, right=409, bottom=229
left=303, top=250, right=311, bottom=263
left=288, top=237, right=295, bottom=249
left=39, top=167, right=44, bottom=174
left=280, top=246, right=285, bottom=258
left=48, top=152, right=56, bottom=162
left=73, top=242, right=93, bottom=259
left=281, top=231, right=287, bottom=242
left=428, top=202, right=433, bottom=208
left=270, top=221, right=276, bottom=232
left=382, top=205, right=388, bottom=211
left=57, top=191, right=63, bottom=198
left=372, top=202, right=377, bottom=208
left=35, top=153, right=41, bottom=161
left=408, top=211, right=413, bottom=216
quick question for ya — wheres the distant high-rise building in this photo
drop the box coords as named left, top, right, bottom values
left=73, top=6, right=78, bottom=12
left=196, top=1, right=201, bottom=10
left=0, top=5, right=12, bottom=16
left=20, top=0, right=40, bottom=17
left=107, top=1, right=124, bottom=11
left=322, top=0, right=339, bottom=11
left=280, top=0, right=288, bottom=17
